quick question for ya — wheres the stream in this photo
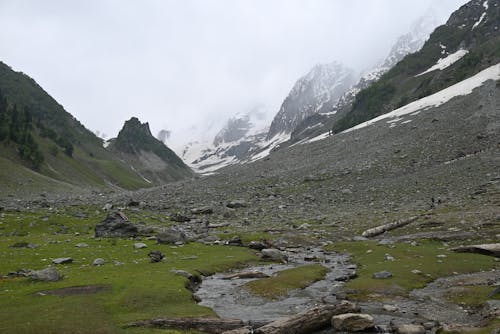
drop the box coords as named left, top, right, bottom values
left=195, top=247, right=355, bottom=322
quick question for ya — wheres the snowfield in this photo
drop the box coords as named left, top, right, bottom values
left=416, top=49, right=469, bottom=76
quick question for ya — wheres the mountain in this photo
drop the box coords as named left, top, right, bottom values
left=330, top=0, right=499, bottom=134
left=0, top=61, right=188, bottom=194
left=180, top=106, right=271, bottom=173
left=108, top=117, right=192, bottom=183
left=266, top=62, right=356, bottom=140
left=289, top=12, right=443, bottom=143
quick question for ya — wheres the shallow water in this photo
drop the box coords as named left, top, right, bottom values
left=195, top=247, right=354, bottom=322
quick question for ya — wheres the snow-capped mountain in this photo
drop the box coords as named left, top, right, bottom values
left=266, top=61, right=356, bottom=140
left=180, top=106, right=273, bottom=173
left=289, top=12, right=443, bottom=143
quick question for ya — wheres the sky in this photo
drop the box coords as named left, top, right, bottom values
left=0, top=0, right=468, bottom=150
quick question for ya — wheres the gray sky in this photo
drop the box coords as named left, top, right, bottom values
left=0, top=0, right=467, bottom=149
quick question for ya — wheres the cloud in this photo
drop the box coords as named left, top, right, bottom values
left=0, top=0, right=467, bottom=149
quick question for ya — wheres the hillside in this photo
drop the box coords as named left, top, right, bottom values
left=0, top=61, right=184, bottom=194
left=331, top=0, right=500, bottom=133
left=108, top=117, right=193, bottom=183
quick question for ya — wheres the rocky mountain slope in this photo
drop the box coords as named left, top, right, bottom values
left=180, top=106, right=271, bottom=173
left=331, top=0, right=499, bottom=135
left=267, top=61, right=356, bottom=140
left=289, top=13, right=443, bottom=144
left=108, top=117, right=192, bottom=183
left=0, top=61, right=189, bottom=194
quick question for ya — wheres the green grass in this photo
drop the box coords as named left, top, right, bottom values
left=327, top=241, right=499, bottom=300
left=244, top=264, right=328, bottom=300
left=0, top=209, right=259, bottom=333
left=445, top=286, right=500, bottom=308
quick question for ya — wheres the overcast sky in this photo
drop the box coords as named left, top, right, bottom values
left=0, top=0, right=467, bottom=149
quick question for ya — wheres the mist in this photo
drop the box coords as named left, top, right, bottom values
left=0, top=0, right=467, bottom=149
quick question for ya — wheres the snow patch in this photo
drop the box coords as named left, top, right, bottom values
left=345, top=63, right=500, bottom=133
left=472, top=1, right=489, bottom=30
left=417, top=49, right=469, bottom=76
left=250, top=132, right=290, bottom=162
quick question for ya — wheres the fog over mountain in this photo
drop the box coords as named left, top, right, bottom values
left=0, top=0, right=467, bottom=149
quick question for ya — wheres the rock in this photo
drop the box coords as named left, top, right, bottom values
left=383, top=304, right=398, bottom=312
left=248, top=241, right=267, bottom=250
left=331, top=313, right=374, bottom=332
left=373, top=270, right=392, bottom=279
left=29, top=267, right=61, bottom=282
left=93, top=258, right=105, bottom=266
left=411, top=269, right=422, bottom=274
left=341, top=188, right=353, bottom=195
left=52, top=257, right=73, bottom=265
left=261, top=248, right=287, bottom=262
left=102, top=203, right=113, bottom=211
left=75, top=243, right=88, bottom=248
left=451, top=243, right=500, bottom=257
left=128, top=200, right=140, bottom=207
left=148, top=250, right=165, bottom=263
left=225, top=236, right=243, bottom=246
left=95, top=211, right=138, bottom=238
left=134, top=242, right=148, bottom=249
left=170, top=213, right=191, bottom=222
left=157, top=228, right=187, bottom=244
left=297, top=223, right=311, bottom=230
left=395, top=324, right=426, bottom=334
left=384, top=253, right=395, bottom=261
left=226, top=200, right=247, bottom=209
left=190, top=206, right=213, bottom=215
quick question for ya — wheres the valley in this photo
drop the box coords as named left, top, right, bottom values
left=0, top=0, right=499, bottom=333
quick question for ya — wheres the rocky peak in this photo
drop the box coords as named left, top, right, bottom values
left=267, top=61, right=356, bottom=139
left=114, top=117, right=155, bottom=154
left=213, top=106, right=270, bottom=147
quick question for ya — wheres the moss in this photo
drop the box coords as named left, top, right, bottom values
left=244, top=264, right=328, bottom=300
left=445, top=285, right=500, bottom=308
left=327, top=240, right=499, bottom=300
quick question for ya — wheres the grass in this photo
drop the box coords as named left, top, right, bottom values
left=0, top=208, right=260, bottom=333
left=244, top=264, right=328, bottom=300
left=327, top=240, right=499, bottom=300
left=445, top=285, right=500, bottom=308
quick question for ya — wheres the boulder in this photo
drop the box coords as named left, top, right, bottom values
left=331, top=313, right=374, bottom=332
left=190, top=206, right=213, bottom=215
left=29, top=267, right=61, bottom=282
left=95, top=211, right=138, bottom=238
left=226, top=200, right=247, bottom=209
left=248, top=241, right=267, bottom=250
left=171, top=213, right=191, bottom=222
left=134, top=242, right=148, bottom=249
left=395, top=324, right=426, bottom=334
left=225, top=236, right=243, bottom=246
left=93, top=258, right=105, bottom=266
left=148, top=250, right=165, bottom=263
left=157, top=228, right=187, bottom=244
left=373, top=270, right=392, bottom=279
left=451, top=243, right=500, bottom=257
left=261, top=248, right=287, bottom=262
left=75, top=243, right=88, bottom=248
left=52, top=257, right=73, bottom=265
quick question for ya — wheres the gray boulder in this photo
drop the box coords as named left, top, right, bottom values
left=157, top=228, right=187, bottom=244
left=331, top=313, right=374, bottom=332
left=134, top=242, right=148, bottom=249
left=226, top=200, right=247, bottom=209
left=148, top=250, right=165, bottom=263
left=52, top=257, right=73, bottom=265
left=373, top=270, right=393, bottom=279
left=29, top=267, right=61, bottom=282
left=190, top=206, right=213, bottom=215
left=95, top=211, right=138, bottom=238
left=261, top=248, right=287, bottom=262
left=93, top=258, right=105, bottom=266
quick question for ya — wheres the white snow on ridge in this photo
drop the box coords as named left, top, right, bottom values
left=417, top=49, right=469, bottom=76
left=305, top=63, right=500, bottom=143
left=472, top=0, right=489, bottom=30
left=250, top=132, right=290, bottom=162
left=345, top=63, right=500, bottom=133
